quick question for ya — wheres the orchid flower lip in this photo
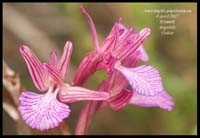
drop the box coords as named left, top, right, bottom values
left=18, top=42, right=113, bottom=131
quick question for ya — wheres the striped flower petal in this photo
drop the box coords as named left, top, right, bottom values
left=19, top=45, right=48, bottom=91
left=58, top=41, right=73, bottom=80
left=129, top=90, right=174, bottom=111
left=108, top=89, right=133, bottom=111
left=112, top=28, right=151, bottom=61
left=73, top=51, right=100, bottom=86
left=137, top=46, right=149, bottom=62
left=18, top=91, right=70, bottom=131
left=59, top=84, right=110, bottom=103
left=115, top=65, right=165, bottom=96
left=49, top=51, right=59, bottom=67
left=43, top=63, right=64, bottom=85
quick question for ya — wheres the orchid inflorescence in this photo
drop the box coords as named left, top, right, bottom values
left=18, top=5, right=174, bottom=133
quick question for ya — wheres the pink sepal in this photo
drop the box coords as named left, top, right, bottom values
left=19, top=45, right=48, bottom=91
left=58, top=85, right=110, bottom=103
left=108, top=89, right=133, bottom=111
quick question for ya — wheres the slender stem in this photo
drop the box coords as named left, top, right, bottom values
left=80, top=5, right=100, bottom=51
left=75, top=101, right=102, bottom=135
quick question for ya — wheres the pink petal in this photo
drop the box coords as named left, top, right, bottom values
left=73, top=51, right=100, bottom=86
left=103, top=54, right=117, bottom=74
left=116, top=20, right=128, bottom=38
left=112, top=27, right=137, bottom=56
left=97, top=53, right=140, bottom=97
left=137, top=46, right=149, bottom=61
left=58, top=85, right=110, bottom=103
left=108, top=89, right=133, bottom=111
left=80, top=5, right=100, bottom=51
left=115, top=65, right=165, bottom=96
left=118, top=27, right=136, bottom=45
left=99, top=19, right=129, bottom=55
left=19, top=45, right=48, bottom=91
left=18, top=91, right=70, bottom=131
left=49, top=51, right=59, bottom=67
left=58, top=41, right=73, bottom=80
left=113, top=27, right=151, bottom=61
left=43, top=63, right=64, bottom=85
left=129, top=91, right=174, bottom=111
left=99, top=23, right=119, bottom=55
left=122, top=49, right=141, bottom=67
left=97, top=68, right=128, bottom=95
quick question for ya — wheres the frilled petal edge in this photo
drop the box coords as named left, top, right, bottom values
left=115, top=65, right=166, bottom=96
left=129, top=90, right=174, bottom=111
left=18, top=91, right=70, bottom=131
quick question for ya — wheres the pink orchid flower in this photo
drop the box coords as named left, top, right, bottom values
left=107, top=59, right=174, bottom=111
left=89, top=47, right=173, bottom=112
left=18, top=41, right=109, bottom=131
left=73, top=6, right=150, bottom=86
left=100, top=51, right=141, bottom=110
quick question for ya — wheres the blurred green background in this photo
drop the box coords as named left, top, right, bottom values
left=3, top=3, right=197, bottom=135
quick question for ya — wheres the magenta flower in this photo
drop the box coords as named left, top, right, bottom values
left=92, top=46, right=174, bottom=111
left=100, top=52, right=141, bottom=110
left=109, top=62, right=174, bottom=111
left=73, top=6, right=150, bottom=86
left=18, top=41, right=109, bottom=131
left=72, top=6, right=174, bottom=134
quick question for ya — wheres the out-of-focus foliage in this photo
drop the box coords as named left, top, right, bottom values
left=3, top=3, right=196, bottom=135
